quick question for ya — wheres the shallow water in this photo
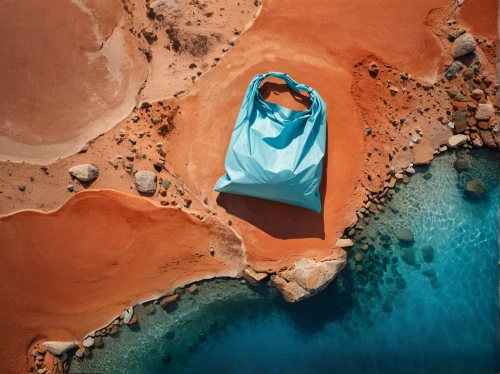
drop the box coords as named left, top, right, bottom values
left=70, top=149, right=499, bottom=374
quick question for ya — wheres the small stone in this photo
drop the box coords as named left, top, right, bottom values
left=187, top=284, right=198, bottom=293
left=37, top=369, right=47, bottom=374
left=422, top=82, right=434, bottom=90
left=446, top=89, right=458, bottom=98
left=354, top=253, right=364, bottom=262
left=69, top=164, right=99, bottom=182
left=134, top=171, right=157, bottom=194
left=475, top=104, right=494, bottom=121
left=394, top=173, right=404, bottom=180
left=406, top=167, right=415, bottom=174
left=109, top=326, right=119, bottom=335
left=448, top=28, right=466, bottom=42
left=389, top=86, right=399, bottom=95
left=209, top=246, right=215, bottom=255
left=18, top=185, right=26, bottom=191
left=470, top=89, right=484, bottom=100
left=462, top=68, right=474, bottom=80
left=75, top=349, right=84, bottom=358
left=356, top=265, right=363, bottom=272
left=452, top=33, right=476, bottom=58
left=477, top=121, right=489, bottom=130
left=368, top=62, right=379, bottom=75
left=361, top=244, right=369, bottom=251
left=128, top=314, right=137, bottom=326
left=439, top=145, right=448, bottom=152
left=82, top=336, right=94, bottom=348
left=140, top=102, right=152, bottom=109
left=335, top=238, right=354, bottom=248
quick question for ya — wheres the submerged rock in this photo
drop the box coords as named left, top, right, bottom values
left=394, top=228, right=415, bottom=243
left=401, top=248, right=416, bottom=265
left=421, top=245, right=435, bottom=263
left=453, top=158, right=469, bottom=171
left=465, top=179, right=486, bottom=197
left=69, top=164, right=99, bottom=182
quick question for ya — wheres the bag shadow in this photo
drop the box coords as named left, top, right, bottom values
left=216, top=80, right=327, bottom=240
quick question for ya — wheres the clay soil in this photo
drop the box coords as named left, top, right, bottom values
left=0, top=0, right=497, bottom=373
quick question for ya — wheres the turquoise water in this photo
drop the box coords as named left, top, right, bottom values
left=70, top=149, right=499, bottom=374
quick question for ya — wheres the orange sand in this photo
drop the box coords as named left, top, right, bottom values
left=2, top=0, right=495, bottom=372
left=0, top=190, right=243, bottom=373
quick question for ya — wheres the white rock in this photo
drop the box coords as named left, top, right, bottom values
left=448, top=122, right=455, bottom=129
left=69, top=164, right=99, bottom=182
left=44, top=341, right=79, bottom=356
left=447, top=134, right=468, bottom=148
left=335, top=238, right=354, bottom=248
left=411, top=134, right=421, bottom=144
left=83, top=336, right=94, bottom=348
left=124, top=307, right=134, bottom=324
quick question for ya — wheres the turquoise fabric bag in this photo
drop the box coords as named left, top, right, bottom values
left=214, top=72, right=327, bottom=212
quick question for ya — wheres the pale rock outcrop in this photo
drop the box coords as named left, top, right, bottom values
left=242, top=268, right=269, bottom=285
left=43, top=341, right=78, bottom=356
left=271, top=252, right=347, bottom=302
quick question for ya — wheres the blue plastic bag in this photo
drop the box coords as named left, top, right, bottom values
left=214, top=72, right=327, bottom=212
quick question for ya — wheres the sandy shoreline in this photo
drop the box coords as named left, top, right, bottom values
left=0, top=0, right=498, bottom=372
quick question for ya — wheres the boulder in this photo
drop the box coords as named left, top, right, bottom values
left=242, top=268, right=269, bottom=285
left=475, top=104, right=494, bottom=121
left=451, top=33, right=476, bottom=58
left=160, top=294, right=179, bottom=308
left=421, top=245, right=435, bottom=263
left=447, top=134, right=468, bottom=148
left=465, top=179, right=486, bottom=197
left=394, top=228, right=415, bottom=243
left=134, top=171, right=157, bottom=194
left=74, top=349, right=84, bottom=359
left=270, top=275, right=309, bottom=303
left=335, top=238, right=353, bottom=248
left=413, top=138, right=434, bottom=165
left=43, top=341, right=78, bottom=356
left=109, top=326, right=119, bottom=335
left=69, top=164, right=99, bottom=182
left=148, top=0, right=181, bottom=19
left=123, top=307, right=134, bottom=324
left=82, top=336, right=94, bottom=348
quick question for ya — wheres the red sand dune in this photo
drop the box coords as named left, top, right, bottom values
left=0, top=0, right=147, bottom=164
left=0, top=190, right=243, bottom=373
left=1, top=0, right=487, bottom=372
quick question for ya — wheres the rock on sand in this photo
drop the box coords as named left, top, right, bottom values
left=451, top=33, right=476, bottom=58
left=134, top=171, right=157, bottom=194
left=69, top=164, right=99, bottom=182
